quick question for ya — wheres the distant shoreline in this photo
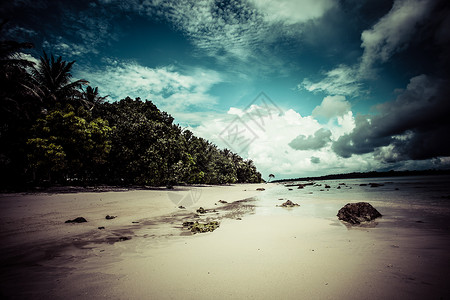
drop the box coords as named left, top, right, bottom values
left=273, top=169, right=450, bottom=183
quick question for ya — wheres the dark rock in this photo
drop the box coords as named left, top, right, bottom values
left=277, top=200, right=300, bottom=207
left=196, top=207, right=207, bottom=214
left=218, top=200, right=228, bottom=204
left=297, top=185, right=304, bottom=189
left=337, top=202, right=382, bottom=224
left=359, top=184, right=367, bottom=186
left=98, top=226, right=105, bottom=230
left=325, top=185, right=331, bottom=189
left=337, top=186, right=341, bottom=189
left=105, top=215, right=116, bottom=220
left=256, top=188, right=265, bottom=191
left=178, top=206, right=186, bottom=209
left=65, top=217, right=87, bottom=223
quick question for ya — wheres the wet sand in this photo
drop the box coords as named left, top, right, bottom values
left=1, top=183, right=450, bottom=299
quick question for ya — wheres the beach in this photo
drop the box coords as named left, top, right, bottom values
left=1, top=178, right=450, bottom=299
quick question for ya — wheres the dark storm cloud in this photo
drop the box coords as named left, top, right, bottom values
left=332, top=75, right=450, bottom=161
left=289, top=128, right=332, bottom=151
left=332, top=0, right=450, bottom=163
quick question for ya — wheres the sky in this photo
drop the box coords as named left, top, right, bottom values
left=2, top=0, right=450, bottom=179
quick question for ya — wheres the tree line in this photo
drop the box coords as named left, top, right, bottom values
left=0, top=27, right=262, bottom=190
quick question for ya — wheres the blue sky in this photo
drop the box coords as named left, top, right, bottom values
left=2, top=0, right=450, bottom=179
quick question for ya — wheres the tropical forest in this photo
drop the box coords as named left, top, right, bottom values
left=0, top=26, right=262, bottom=190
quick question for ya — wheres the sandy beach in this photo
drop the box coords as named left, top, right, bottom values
left=1, top=181, right=450, bottom=299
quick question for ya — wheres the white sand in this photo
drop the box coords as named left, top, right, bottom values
left=1, top=183, right=449, bottom=299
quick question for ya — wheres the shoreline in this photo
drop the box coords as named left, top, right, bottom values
left=1, top=182, right=450, bottom=299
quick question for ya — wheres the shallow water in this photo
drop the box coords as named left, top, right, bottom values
left=257, top=175, right=450, bottom=231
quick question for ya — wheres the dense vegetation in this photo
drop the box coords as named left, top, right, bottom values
left=0, top=30, right=262, bottom=190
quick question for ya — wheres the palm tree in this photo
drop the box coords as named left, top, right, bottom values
left=29, top=51, right=88, bottom=110
left=0, top=20, right=35, bottom=120
left=82, top=85, right=108, bottom=110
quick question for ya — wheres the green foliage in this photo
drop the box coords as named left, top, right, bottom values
left=27, top=108, right=112, bottom=183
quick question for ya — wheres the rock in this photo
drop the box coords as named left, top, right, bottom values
left=183, top=221, right=220, bottom=233
left=337, top=202, right=382, bottom=224
left=105, top=215, right=116, bottom=220
left=337, top=186, right=341, bottom=189
left=277, top=200, right=300, bottom=207
left=196, top=207, right=207, bottom=214
left=65, top=217, right=87, bottom=223
left=178, top=205, right=186, bottom=209
left=297, top=185, right=304, bottom=189
left=98, top=226, right=105, bottom=230
left=325, top=184, right=331, bottom=189
left=218, top=200, right=228, bottom=204
left=256, top=188, right=265, bottom=191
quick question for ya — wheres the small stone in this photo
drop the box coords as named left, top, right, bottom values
left=196, top=207, right=207, bottom=214
left=277, top=200, right=300, bottom=207
left=105, top=215, right=116, bottom=220
left=65, top=217, right=87, bottom=223
left=98, top=226, right=105, bottom=230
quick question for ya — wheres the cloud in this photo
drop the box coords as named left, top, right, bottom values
left=299, top=64, right=364, bottom=97
left=312, top=95, right=351, bottom=119
left=136, top=0, right=268, bottom=62
left=75, top=60, right=222, bottom=112
left=310, top=156, right=320, bottom=164
left=359, top=0, right=436, bottom=77
left=190, top=103, right=372, bottom=178
left=332, top=74, right=450, bottom=161
left=299, top=0, right=442, bottom=95
left=248, top=0, right=335, bottom=25
left=289, top=128, right=332, bottom=151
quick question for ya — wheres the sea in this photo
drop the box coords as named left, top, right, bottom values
left=256, top=175, right=450, bottom=231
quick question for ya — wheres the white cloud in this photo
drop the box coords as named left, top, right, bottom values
left=249, top=0, right=335, bottom=25
left=16, top=52, right=40, bottom=66
left=75, top=60, right=222, bottom=113
left=190, top=103, right=375, bottom=178
left=359, top=0, right=435, bottom=77
left=300, top=64, right=363, bottom=97
left=312, top=95, right=351, bottom=119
